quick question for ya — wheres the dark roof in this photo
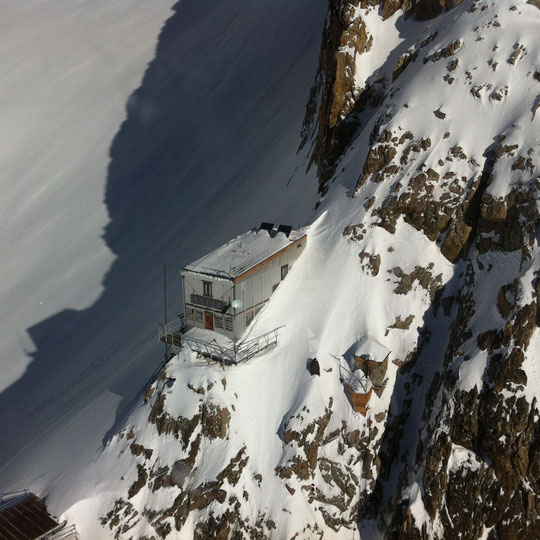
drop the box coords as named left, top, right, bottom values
left=0, top=494, right=59, bottom=540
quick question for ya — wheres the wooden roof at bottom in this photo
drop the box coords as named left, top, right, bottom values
left=0, top=494, right=59, bottom=540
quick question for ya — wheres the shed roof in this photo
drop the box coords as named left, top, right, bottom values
left=353, top=336, right=391, bottom=363
left=0, top=493, right=59, bottom=540
left=182, top=225, right=306, bottom=280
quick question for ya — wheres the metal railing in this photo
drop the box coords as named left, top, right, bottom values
left=45, top=524, right=78, bottom=539
left=190, top=294, right=227, bottom=311
left=157, top=318, right=187, bottom=341
left=183, top=326, right=284, bottom=364
left=339, top=363, right=371, bottom=394
left=183, top=336, right=236, bottom=363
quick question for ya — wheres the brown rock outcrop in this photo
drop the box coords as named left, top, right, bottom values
left=301, top=0, right=465, bottom=190
left=201, top=403, right=231, bottom=439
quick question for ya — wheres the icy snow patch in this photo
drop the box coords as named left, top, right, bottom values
left=448, top=443, right=483, bottom=475
left=458, top=351, right=488, bottom=393
left=352, top=7, right=403, bottom=88
left=522, top=328, right=540, bottom=404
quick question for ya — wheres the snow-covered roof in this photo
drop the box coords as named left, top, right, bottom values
left=184, top=327, right=233, bottom=349
left=353, top=336, right=391, bottom=363
left=182, top=226, right=306, bottom=280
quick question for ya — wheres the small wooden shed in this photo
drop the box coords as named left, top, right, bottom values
left=343, top=369, right=373, bottom=415
left=353, top=337, right=390, bottom=389
left=345, top=378, right=373, bottom=415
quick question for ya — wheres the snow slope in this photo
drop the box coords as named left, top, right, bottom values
left=70, top=198, right=455, bottom=537
left=0, top=0, right=327, bottom=520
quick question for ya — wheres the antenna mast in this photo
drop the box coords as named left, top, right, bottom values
left=163, top=262, right=170, bottom=362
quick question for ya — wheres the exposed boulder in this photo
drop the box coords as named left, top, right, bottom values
left=201, top=403, right=231, bottom=440
left=128, top=464, right=148, bottom=499
left=309, top=358, right=321, bottom=376
left=440, top=212, right=472, bottom=262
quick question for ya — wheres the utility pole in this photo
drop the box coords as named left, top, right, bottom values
left=164, top=261, right=167, bottom=326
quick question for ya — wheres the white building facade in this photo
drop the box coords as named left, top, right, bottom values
left=181, top=224, right=306, bottom=341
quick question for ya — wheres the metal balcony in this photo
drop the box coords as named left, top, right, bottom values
left=190, top=294, right=227, bottom=311
left=158, top=318, right=187, bottom=349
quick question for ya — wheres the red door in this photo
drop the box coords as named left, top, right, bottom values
left=204, top=311, right=214, bottom=330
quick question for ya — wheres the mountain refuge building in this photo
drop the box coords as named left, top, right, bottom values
left=181, top=223, right=306, bottom=342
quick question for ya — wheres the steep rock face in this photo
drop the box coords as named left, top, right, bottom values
left=300, top=0, right=465, bottom=190
left=338, top=1, right=540, bottom=537
left=371, top=208, right=540, bottom=538
left=100, top=373, right=260, bottom=539
left=300, top=0, right=375, bottom=189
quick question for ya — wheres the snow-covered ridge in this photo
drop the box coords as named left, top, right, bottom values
left=68, top=205, right=456, bottom=537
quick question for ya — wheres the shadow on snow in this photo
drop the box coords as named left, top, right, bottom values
left=0, top=0, right=326, bottom=480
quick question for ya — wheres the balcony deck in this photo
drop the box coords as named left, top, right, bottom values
left=158, top=318, right=186, bottom=351
left=158, top=322, right=283, bottom=365
left=159, top=331, right=183, bottom=348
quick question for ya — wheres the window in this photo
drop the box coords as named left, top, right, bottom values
left=215, top=315, right=223, bottom=329
left=245, top=310, right=254, bottom=326
left=203, top=281, right=212, bottom=297
left=254, top=305, right=262, bottom=316
left=224, top=317, right=233, bottom=331
left=194, top=310, right=203, bottom=323
left=281, top=264, right=289, bottom=280
left=186, top=308, right=195, bottom=321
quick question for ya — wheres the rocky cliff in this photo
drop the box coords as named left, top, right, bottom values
left=303, top=0, right=540, bottom=537
left=301, top=0, right=466, bottom=191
